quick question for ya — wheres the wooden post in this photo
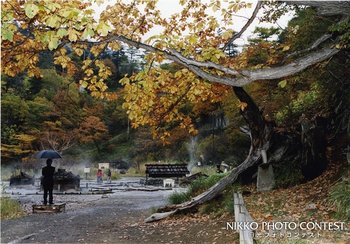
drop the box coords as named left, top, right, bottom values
left=257, top=149, right=275, bottom=192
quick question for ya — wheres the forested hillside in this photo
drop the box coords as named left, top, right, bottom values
left=2, top=48, right=129, bottom=165
left=1, top=0, right=350, bottom=223
left=2, top=3, right=348, bottom=178
left=1, top=47, right=250, bottom=169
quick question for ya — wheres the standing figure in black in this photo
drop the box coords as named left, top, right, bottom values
left=42, top=159, right=55, bottom=205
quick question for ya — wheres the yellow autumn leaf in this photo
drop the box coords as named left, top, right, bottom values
left=238, top=102, right=248, bottom=111
left=188, top=35, right=198, bottom=44
left=73, top=47, right=84, bottom=56
left=282, top=45, right=290, bottom=51
left=222, top=30, right=233, bottom=39
left=80, top=80, right=88, bottom=88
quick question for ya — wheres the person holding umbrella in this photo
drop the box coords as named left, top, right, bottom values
left=36, top=150, right=61, bottom=205
left=42, top=159, right=55, bottom=205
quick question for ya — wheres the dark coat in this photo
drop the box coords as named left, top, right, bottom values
left=42, top=166, right=55, bottom=189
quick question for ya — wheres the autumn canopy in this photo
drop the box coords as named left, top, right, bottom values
left=2, top=0, right=350, bottom=220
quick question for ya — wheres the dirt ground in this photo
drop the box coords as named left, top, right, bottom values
left=1, top=181, right=237, bottom=244
left=3, top=172, right=347, bottom=244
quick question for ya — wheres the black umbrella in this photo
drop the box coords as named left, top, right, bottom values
left=35, top=150, right=62, bottom=159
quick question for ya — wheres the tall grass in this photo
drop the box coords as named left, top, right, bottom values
left=168, top=174, right=226, bottom=204
left=189, top=174, right=226, bottom=196
left=111, top=171, right=121, bottom=180
left=168, top=173, right=240, bottom=216
left=198, top=190, right=235, bottom=215
left=190, top=166, right=217, bottom=176
left=0, top=197, right=25, bottom=220
left=329, top=179, right=350, bottom=221
left=123, top=164, right=146, bottom=177
left=168, top=192, right=191, bottom=204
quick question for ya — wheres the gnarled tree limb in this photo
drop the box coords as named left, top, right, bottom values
left=145, top=87, right=272, bottom=222
left=245, top=47, right=339, bottom=82
left=146, top=139, right=264, bottom=222
left=285, top=34, right=332, bottom=60
left=139, top=0, right=346, bottom=223
left=107, top=36, right=339, bottom=87
left=168, top=48, right=240, bottom=76
left=284, top=1, right=350, bottom=16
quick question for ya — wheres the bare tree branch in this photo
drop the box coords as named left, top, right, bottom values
left=285, top=33, right=332, bottom=60
left=42, top=131, right=76, bottom=153
left=115, top=35, right=339, bottom=86
left=283, top=1, right=350, bottom=16
left=168, top=48, right=240, bottom=76
left=223, top=0, right=263, bottom=51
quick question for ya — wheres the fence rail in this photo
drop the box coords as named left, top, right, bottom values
left=234, top=192, right=255, bottom=244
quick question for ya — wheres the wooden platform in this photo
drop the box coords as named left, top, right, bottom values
left=32, top=203, right=66, bottom=213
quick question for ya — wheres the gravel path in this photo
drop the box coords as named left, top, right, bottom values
left=1, top=190, right=172, bottom=243
left=1, top=179, right=237, bottom=244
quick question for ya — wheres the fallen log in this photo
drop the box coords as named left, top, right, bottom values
left=145, top=210, right=178, bottom=223
left=8, top=233, right=37, bottom=244
left=145, top=87, right=272, bottom=222
left=145, top=145, right=265, bottom=222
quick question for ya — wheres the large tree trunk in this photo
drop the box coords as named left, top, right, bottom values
left=140, top=0, right=340, bottom=222
left=145, top=87, right=329, bottom=222
left=145, top=87, right=273, bottom=222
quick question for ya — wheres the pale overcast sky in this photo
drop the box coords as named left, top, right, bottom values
left=94, top=0, right=295, bottom=47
